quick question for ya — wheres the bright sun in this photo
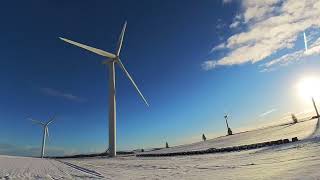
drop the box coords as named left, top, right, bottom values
left=297, top=76, right=320, bottom=100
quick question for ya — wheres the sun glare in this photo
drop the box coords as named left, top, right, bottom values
left=297, top=76, right=320, bottom=100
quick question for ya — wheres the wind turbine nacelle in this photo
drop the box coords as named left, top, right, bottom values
left=102, top=58, right=119, bottom=64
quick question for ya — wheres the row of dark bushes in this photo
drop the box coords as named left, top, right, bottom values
left=136, top=137, right=299, bottom=157
left=51, top=151, right=134, bottom=159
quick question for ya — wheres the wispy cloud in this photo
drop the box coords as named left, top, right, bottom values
left=41, top=87, right=86, bottom=102
left=203, top=0, right=320, bottom=70
left=259, top=108, right=277, bottom=117
left=210, top=42, right=226, bottom=53
left=260, top=35, right=320, bottom=72
left=216, top=18, right=227, bottom=30
left=229, top=14, right=242, bottom=29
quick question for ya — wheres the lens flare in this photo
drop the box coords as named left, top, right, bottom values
left=297, top=76, right=320, bottom=100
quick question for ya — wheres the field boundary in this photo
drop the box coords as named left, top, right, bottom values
left=137, top=137, right=299, bottom=157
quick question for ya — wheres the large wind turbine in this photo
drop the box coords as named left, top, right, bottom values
left=29, top=116, right=55, bottom=158
left=59, top=21, right=149, bottom=157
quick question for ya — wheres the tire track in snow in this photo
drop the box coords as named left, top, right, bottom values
left=47, top=159, right=71, bottom=179
left=56, top=160, right=104, bottom=179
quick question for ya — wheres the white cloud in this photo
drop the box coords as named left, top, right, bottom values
left=201, top=61, right=217, bottom=71
left=210, top=42, right=226, bottom=53
left=204, top=0, right=320, bottom=70
left=260, top=36, right=320, bottom=71
left=259, top=108, right=277, bottom=117
left=229, top=14, right=243, bottom=29
left=242, top=0, right=279, bottom=23
left=41, top=87, right=86, bottom=102
left=229, top=21, right=240, bottom=28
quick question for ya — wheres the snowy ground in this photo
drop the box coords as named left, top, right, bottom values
left=1, top=119, right=320, bottom=179
left=0, top=155, right=101, bottom=179
left=140, top=118, right=317, bottom=154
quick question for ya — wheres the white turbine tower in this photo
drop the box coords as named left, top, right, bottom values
left=29, top=116, right=55, bottom=158
left=59, top=21, right=149, bottom=157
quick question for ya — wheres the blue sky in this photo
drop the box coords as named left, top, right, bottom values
left=0, top=0, right=320, bottom=157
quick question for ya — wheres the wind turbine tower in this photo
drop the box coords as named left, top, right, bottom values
left=60, top=21, right=149, bottom=157
left=312, top=97, right=320, bottom=120
left=303, top=32, right=320, bottom=122
left=29, top=116, right=55, bottom=158
left=224, top=114, right=233, bottom=135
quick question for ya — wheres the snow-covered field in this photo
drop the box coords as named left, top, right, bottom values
left=140, top=118, right=317, bottom=154
left=1, top=119, right=320, bottom=179
left=0, top=155, right=101, bottom=179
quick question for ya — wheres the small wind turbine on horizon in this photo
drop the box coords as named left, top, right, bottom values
left=29, top=116, right=55, bottom=158
left=224, top=113, right=233, bottom=136
left=59, top=21, right=149, bottom=157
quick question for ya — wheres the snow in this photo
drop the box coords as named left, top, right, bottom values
left=1, top=119, right=320, bottom=179
left=0, top=155, right=100, bottom=179
left=140, top=119, right=317, bottom=154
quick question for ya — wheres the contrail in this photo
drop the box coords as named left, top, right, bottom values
left=304, top=31, right=308, bottom=52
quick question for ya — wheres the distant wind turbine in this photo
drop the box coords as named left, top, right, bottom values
left=312, top=98, right=320, bottom=119
left=304, top=31, right=308, bottom=52
left=224, top=113, right=233, bottom=136
left=59, top=21, right=149, bottom=157
left=29, top=116, right=55, bottom=158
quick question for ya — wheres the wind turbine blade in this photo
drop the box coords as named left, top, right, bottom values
left=28, top=118, right=45, bottom=126
left=116, top=21, right=127, bottom=56
left=117, top=59, right=149, bottom=106
left=304, top=32, right=308, bottom=52
left=59, top=37, right=116, bottom=59
left=46, top=116, right=55, bottom=126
